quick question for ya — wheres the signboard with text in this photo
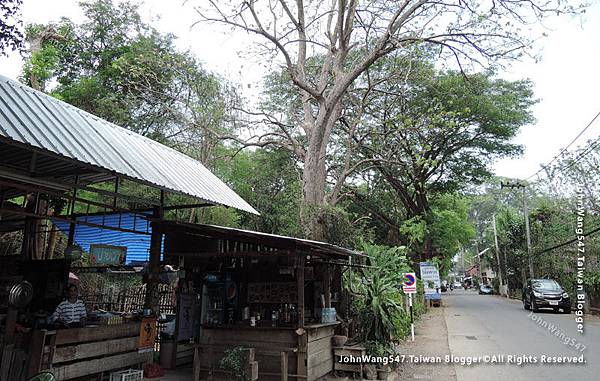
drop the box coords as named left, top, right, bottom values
left=89, top=244, right=127, bottom=265
left=177, top=293, right=196, bottom=340
left=419, top=262, right=441, bottom=300
left=138, top=317, right=157, bottom=352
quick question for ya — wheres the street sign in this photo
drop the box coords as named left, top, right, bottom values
left=402, top=272, right=417, bottom=342
left=402, top=272, right=417, bottom=294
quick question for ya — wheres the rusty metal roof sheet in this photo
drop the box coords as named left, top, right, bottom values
left=0, top=75, right=258, bottom=214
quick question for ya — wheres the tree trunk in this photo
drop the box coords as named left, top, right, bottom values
left=301, top=142, right=328, bottom=240
left=300, top=103, right=340, bottom=240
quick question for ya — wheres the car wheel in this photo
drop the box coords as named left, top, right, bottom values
left=531, top=296, right=539, bottom=312
left=523, top=299, right=530, bottom=310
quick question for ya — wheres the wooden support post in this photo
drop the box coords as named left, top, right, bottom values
left=324, top=264, right=331, bottom=308
left=145, top=204, right=164, bottom=311
left=67, top=175, right=80, bottom=247
left=27, top=330, right=47, bottom=377
left=193, top=347, right=201, bottom=381
left=296, top=255, right=305, bottom=328
left=280, top=351, right=288, bottom=381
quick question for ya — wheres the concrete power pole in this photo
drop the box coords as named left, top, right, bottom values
left=522, top=187, right=534, bottom=279
left=492, top=214, right=507, bottom=297
left=500, top=181, right=534, bottom=279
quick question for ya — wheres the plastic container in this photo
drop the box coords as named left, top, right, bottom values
left=109, top=369, right=143, bottom=381
left=321, top=307, right=336, bottom=323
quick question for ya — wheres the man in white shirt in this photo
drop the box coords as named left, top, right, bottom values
left=51, top=284, right=87, bottom=327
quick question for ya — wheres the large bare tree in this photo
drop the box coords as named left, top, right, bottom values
left=195, top=0, right=580, bottom=239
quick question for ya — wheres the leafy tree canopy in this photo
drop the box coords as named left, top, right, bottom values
left=0, top=0, right=24, bottom=56
left=21, top=0, right=228, bottom=157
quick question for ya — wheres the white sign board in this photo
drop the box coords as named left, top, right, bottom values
left=402, top=272, right=417, bottom=294
left=419, top=262, right=441, bottom=300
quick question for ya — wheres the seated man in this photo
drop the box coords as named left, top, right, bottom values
left=50, top=284, right=87, bottom=327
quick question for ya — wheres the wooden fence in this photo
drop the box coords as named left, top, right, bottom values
left=81, top=283, right=176, bottom=314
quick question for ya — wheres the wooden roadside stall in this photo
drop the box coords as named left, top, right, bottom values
left=0, top=75, right=258, bottom=381
left=154, top=221, right=362, bottom=381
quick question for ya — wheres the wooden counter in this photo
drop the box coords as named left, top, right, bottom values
left=195, top=322, right=339, bottom=381
left=32, top=323, right=153, bottom=380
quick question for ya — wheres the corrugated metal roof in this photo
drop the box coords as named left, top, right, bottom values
left=0, top=75, right=258, bottom=215
left=156, top=220, right=363, bottom=259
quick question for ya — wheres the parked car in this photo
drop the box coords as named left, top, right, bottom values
left=522, top=278, right=570, bottom=314
left=479, top=284, right=493, bottom=295
left=453, top=281, right=462, bottom=289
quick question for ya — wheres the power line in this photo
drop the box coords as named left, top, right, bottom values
left=534, top=225, right=600, bottom=256
left=547, top=136, right=600, bottom=178
left=525, top=110, right=600, bottom=181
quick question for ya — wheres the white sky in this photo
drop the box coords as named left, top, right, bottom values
left=1, top=1, right=599, bottom=182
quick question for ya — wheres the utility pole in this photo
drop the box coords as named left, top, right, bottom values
left=461, top=249, right=465, bottom=279
left=492, top=214, right=507, bottom=297
left=476, top=248, right=490, bottom=285
left=501, top=181, right=534, bottom=279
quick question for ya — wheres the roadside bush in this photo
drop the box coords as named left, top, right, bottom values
left=345, top=242, right=414, bottom=344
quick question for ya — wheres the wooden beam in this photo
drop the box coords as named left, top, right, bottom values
left=0, top=207, right=151, bottom=235
left=324, top=264, right=331, bottom=309
left=145, top=207, right=164, bottom=310
left=53, top=336, right=139, bottom=364
left=27, top=330, right=47, bottom=377
left=54, top=323, right=139, bottom=346
left=162, top=203, right=213, bottom=211
left=67, top=175, right=79, bottom=246
left=281, top=351, right=288, bottom=381
left=74, top=184, right=161, bottom=207
left=0, top=179, right=139, bottom=215
left=51, top=351, right=152, bottom=380
left=165, top=251, right=290, bottom=259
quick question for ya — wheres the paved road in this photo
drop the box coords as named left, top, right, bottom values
left=444, top=289, right=600, bottom=381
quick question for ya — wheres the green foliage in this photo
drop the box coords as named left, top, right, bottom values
left=339, top=53, right=534, bottom=266
left=0, top=0, right=24, bottom=56
left=346, top=242, right=413, bottom=343
left=399, top=216, right=426, bottom=246
left=219, top=347, right=250, bottom=381
left=213, top=148, right=303, bottom=235
left=20, top=0, right=227, bottom=150
left=429, top=193, right=476, bottom=275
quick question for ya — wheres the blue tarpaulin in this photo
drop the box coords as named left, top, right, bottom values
left=52, top=213, right=160, bottom=264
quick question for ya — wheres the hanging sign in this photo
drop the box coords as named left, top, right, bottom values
left=89, top=244, right=127, bottom=265
left=138, top=317, right=157, bottom=352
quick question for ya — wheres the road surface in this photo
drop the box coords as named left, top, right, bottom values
left=444, top=289, right=600, bottom=381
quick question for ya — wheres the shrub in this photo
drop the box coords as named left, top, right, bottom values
left=219, top=347, right=249, bottom=381
left=345, top=242, right=414, bottom=344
